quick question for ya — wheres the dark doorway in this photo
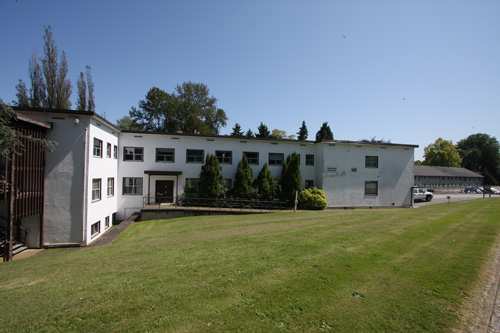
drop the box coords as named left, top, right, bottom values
left=155, top=180, right=174, bottom=203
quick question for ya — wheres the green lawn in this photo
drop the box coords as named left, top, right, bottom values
left=1, top=199, right=500, bottom=332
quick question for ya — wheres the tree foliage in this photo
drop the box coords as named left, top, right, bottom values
left=117, top=82, right=227, bottom=134
left=297, top=121, right=308, bottom=140
left=245, top=129, right=254, bottom=138
left=256, top=163, right=277, bottom=200
left=315, top=122, right=333, bottom=141
left=231, top=123, right=244, bottom=136
left=14, top=26, right=94, bottom=110
left=298, top=187, right=328, bottom=210
left=233, top=154, right=255, bottom=199
left=198, top=153, right=226, bottom=198
left=422, top=138, right=461, bottom=167
left=0, top=101, right=56, bottom=163
left=256, top=122, right=271, bottom=138
left=457, top=133, right=500, bottom=185
left=280, top=152, right=302, bottom=205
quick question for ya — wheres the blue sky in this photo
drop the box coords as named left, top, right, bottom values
left=1, top=0, right=499, bottom=160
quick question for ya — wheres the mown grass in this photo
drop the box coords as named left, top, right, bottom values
left=1, top=199, right=499, bottom=332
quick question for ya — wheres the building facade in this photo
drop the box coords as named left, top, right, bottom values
left=414, top=165, right=484, bottom=187
left=15, top=108, right=417, bottom=247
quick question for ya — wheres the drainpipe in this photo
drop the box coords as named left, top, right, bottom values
left=82, top=127, right=89, bottom=245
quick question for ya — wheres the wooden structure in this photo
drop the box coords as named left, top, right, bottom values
left=1, top=113, right=51, bottom=261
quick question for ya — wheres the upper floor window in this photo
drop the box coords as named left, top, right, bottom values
left=244, top=152, right=259, bottom=165
left=186, top=149, right=204, bottom=163
left=268, top=153, right=284, bottom=165
left=106, top=143, right=112, bottom=158
left=365, top=156, right=378, bottom=168
left=306, top=154, right=315, bottom=166
left=216, top=151, right=232, bottom=164
left=93, top=138, right=102, bottom=157
left=92, top=178, right=101, bottom=201
left=156, top=148, right=175, bottom=162
left=113, top=145, right=118, bottom=159
left=365, top=181, right=378, bottom=195
left=107, top=177, right=114, bottom=197
left=124, top=147, right=143, bottom=161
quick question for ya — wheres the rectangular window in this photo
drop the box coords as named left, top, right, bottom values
left=93, top=138, right=102, bottom=157
left=305, top=180, right=315, bottom=188
left=156, top=148, right=175, bottom=162
left=244, top=152, right=259, bottom=165
left=269, top=153, right=284, bottom=166
left=91, top=221, right=101, bottom=236
left=105, top=216, right=110, bottom=229
left=107, top=177, right=114, bottom=197
left=365, top=156, right=379, bottom=168
left=113, top=145, right=118, bottom=159
left=306, top=154, right=315, bottom=166
left=123, top=177, right=143, bottom=195
left=92, top=179, right=101, bottom=201
left=186, top=149, right=204, bottom=163
left=216, top=151, right=232, bottom=164
left=106, top=143, right=112, bottom=158
left=365, top=181, right=378, bottom=195
left=124, top=147, right=143, bottom=161
left=224, top=178, right=233, bottom=189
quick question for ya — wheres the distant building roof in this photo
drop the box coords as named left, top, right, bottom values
left=415, top=165, right=484, bottom=178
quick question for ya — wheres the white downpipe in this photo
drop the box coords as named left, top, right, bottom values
left=82, top=127, right=90, bottom=245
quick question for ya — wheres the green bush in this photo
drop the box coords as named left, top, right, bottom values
left=298, top=187, right=328, bottom=210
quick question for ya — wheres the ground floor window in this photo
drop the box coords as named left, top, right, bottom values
left=365, top=181, right=378, bottom=195
left=105, top=216, right=110, bottom=229
left=305, top=180, right=315, bottom=188
left=91, top=221, right=101, bottom=237
left=123, top=177, right=143, bottom=195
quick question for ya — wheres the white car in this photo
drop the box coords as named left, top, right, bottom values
left=413, top=188, right=433, bottom=202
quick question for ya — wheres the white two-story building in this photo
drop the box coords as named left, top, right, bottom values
left=15, top=107, right=417, bottom=247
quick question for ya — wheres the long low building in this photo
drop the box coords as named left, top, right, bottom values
left=414, top=165, right=484, bottom=187
left=6, top=107, right=418, bottom=247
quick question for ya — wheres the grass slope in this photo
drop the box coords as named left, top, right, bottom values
left=1, top=199, right=500, bottom=332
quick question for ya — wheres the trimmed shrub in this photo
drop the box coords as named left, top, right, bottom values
left=298, top=187, right=328, bottom=210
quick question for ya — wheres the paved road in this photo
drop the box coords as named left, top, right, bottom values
left=413, top=192, right=494, bottom=207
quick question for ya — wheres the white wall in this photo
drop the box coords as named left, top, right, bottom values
left=117, top=133, right=318, bottom=219
left=85, top=118, right=119, bottom=245
left=319, top=143, right=414, bottom=207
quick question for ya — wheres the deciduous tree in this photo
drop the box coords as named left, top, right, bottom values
left=422, top=138, right=461, bottom=167
left=457, top=133, right=500, bottom=184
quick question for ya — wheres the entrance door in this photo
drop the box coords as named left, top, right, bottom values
left=155, top=180, right=174, bottom=203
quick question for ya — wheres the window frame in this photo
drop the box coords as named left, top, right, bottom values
left=113, top=145, right=118, bottom=159
left=216, top=150, right=232, bottom=164
left=365, top=181, right=378, bottom=196
left=91, top=221, right=101, bottom=237
left=105, top=216, right=110, bottom=229
left=156, top=148, right=175, bottom=163
left=92, top=178, right=101, bottom=201
left=305, top=154, right=315, bottom=166
left=365, top=156, right=379, bottom=168
left=107, top=177, right=114, bottom=197
left=186, top=149, right=204, bottom=163
left=106, top=143, right=112, bottom=158
left=123, top=147, right=144, bottom=161
left=244, top=152, right=259, bottom=165
left=268, top=153, right=284, bottom=166
left=93, top=138, right=102, bottom=158
left=122, top=177, right=143, bottom=195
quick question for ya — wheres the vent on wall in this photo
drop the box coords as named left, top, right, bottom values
left=134, top=135, right=142, bottom=138
left=327, top=167, right=337, bottom=172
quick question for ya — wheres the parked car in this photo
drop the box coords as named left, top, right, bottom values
left=413, top=188, right=433, bottom=202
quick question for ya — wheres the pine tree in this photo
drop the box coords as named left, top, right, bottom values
left=315, top=122, right=333, bottom=141
left=198, top=153, right=226, bottom=198
left=256, top=122, right=271, bottom=138
left=233, top=154, right=255, bottom=198
left=256, top=163, right=276, bottom=200
left=246, top=129, right=254, bottom=138
left=231, top=123, right=244, bottom=136
left=280, top=152, right=302, bottom=205
left=297, top=120, right=308, bottom=140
